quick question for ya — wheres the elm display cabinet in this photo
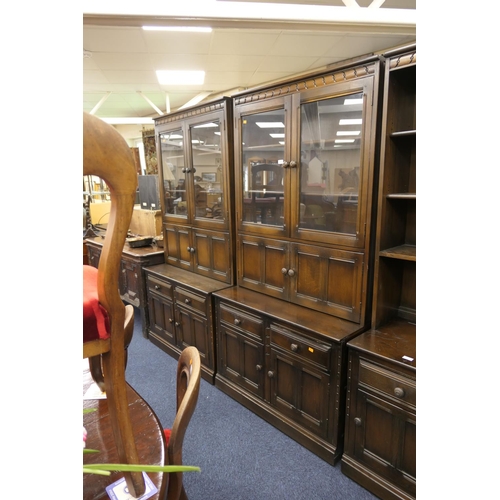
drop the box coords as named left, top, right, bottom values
left=214, top=286, right=366, bottom=464
left=154, top=97, right=235, bottom=285
left=85, top=237, right=165, bottom=337
left=214, top=55, right=383, bottom=465
left=341, top=44, right=416, bottom=500
left=145, top=263, right=231, bottom=384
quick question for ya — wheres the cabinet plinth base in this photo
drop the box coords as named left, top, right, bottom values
left=214, top=373, right=341, bottom=465
left=341, top=454, right=415, bottom=500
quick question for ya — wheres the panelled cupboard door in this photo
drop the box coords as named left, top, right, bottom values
left=164, top=224, right=192, bottom=271
left=147, top=290, right=175, bottom=345
left=291, top=243, right=364, bottom=322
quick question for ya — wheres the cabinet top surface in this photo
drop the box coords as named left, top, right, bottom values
left=145, top=263, right=232, bottom=294
left=348, top=319, right=416, bottom=369
left=214, top=286, right=363, bottom=342
left=85, top=236, right=164, bottom=258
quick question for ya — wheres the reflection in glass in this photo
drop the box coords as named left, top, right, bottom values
left=160, top=129, right=186, bottom=216
left=191, top=121, right=224, bottom=220
left=299, top=92, right=363, bottom=235
left=241, top=109, right=286, bottom=226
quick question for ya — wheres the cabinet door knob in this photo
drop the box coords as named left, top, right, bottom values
left=289, top=160, right=297, bottom=168
left=290, top=343, right=298, bottom=352
left=184, top=298, right=191, bottom=304
left=282, top=161, right=289, bottom=168
left=287, top=269, right=295, bottom=277
left=394, top=387, right=405, bottom=398
left=267, top=371, right=274, bottom=378
left=168, top=318, right=173, bottom=323
left=354, top=417, right=362, bottom=427
left=256, top=364, right=262, bottom=371
left=175, top=322, right=180, bottom=327
left=281, top=268, right=288, bottom=275
left=234, top=318, right=242, bottom=326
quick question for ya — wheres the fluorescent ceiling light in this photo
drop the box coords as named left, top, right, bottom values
left=335, top=139, right=355, bottom=143
left=339, top=119, right=362, bottom=125
left=100, top=117, right=154, bottom=125
left=270, top=133, right=285, bottom=138
left=156, top=70, right=205, bottom=85
left=337, top=131, right=360, bottom=136
left=344, top=98, right=363, bottom=105
left=256, top=122, right=285, bottom=128
left=143, top=26, right=212, bottom=33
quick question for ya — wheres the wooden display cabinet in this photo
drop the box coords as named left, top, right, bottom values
left=233, top=55, right=382, bottom=324
left=341, top=44, right=416, bottom=500
left=145, top=264, right=231, bottom=383
left=85, top=237, right=165, bottom=337
left=214, top=54, right=384, bottom=465
left=154, top=97, right=235, bottom=285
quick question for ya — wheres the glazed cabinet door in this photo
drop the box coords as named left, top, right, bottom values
left=234, top=96, right=291, bottom=239
left=290, top=77, right=377, bottom=249
left=237, top=234, right=290, bottom=300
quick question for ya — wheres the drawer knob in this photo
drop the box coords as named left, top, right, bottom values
left=256, top=364, right=262, bottom=371
left=267, top=371, right=274, bottom=378
left=354, top=417, right=362, bottom=427
left=290, top=343, right=298, bottom=352
left=394, top=387, right=405, bottom=398
left=234, top=318, right=242, bottom=326
left=154, top=285, right=161, bottom=290
left=185, top=298, right=191, bottom=304
left=122, top=268, right=126, bottom=273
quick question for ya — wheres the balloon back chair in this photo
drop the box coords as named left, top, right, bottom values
left=82, top=112, right=145, bottom=497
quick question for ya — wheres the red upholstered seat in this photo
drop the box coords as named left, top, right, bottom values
left=83, top=265, right=110, bottom=343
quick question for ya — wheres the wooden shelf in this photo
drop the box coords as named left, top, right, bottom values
left=379, top=244, right=416, bottom=261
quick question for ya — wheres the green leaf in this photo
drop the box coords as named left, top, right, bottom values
left=82, top=467, right=111, bottom=476
left=83, top=464, right=200, bottom=473
left=83, top=449, right=100, bottom=454
left=83, top=408, right=97, bottom=414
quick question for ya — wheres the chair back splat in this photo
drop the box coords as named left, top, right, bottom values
left=83, top=112, right=145, bottom=497
left=165, top=346, right=201, bottom=500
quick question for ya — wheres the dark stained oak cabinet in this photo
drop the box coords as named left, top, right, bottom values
left=214, top=55, right=383, bottom=463
left=145, top=264, right=231, bottom=384
left=214, top=286, right=365, bottom=464
left=85, top=237, right=165, bottom=337
left=341, top=44, right=416, bottom=500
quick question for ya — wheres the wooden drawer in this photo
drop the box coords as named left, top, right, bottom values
left=146, top=274, right=172, bottom=297
left=219, top=303, right=264, bottom=340
left=270, top=323, right=331, bottom=371
left=175, top=287, right=207, bottom=316
left=359, top=358, right=415, bottom=408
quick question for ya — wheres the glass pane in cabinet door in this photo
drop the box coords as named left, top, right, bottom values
left=160, top=128, right=187, bottom=217
left=191, top=120, right=224, bottom=221
left=299, top=92, right=363, bottom=235
left=241, top=110, right=285, bottom=226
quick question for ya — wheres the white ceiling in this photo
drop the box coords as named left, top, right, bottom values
left=83, top=0, right=416, bottom=121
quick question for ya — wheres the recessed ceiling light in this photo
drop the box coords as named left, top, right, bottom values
left=156, top=70, right=205, bottom=85
left=256, top=122, right=285, bottom=128
left=143, top=26, right=212, bottom=33
left=339, top=119, right=362, bottom=125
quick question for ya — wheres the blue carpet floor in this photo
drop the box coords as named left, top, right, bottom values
left=125, top=308, right=378, bottom=500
